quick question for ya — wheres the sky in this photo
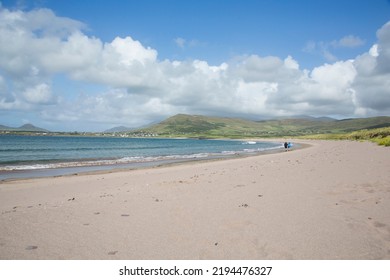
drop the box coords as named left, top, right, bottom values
left=0, top=0, right=390, bottom=131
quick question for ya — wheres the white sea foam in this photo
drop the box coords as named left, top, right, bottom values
left=0, top=153, right=212, bottom=171
left=242, top=141, right=257, bottom=144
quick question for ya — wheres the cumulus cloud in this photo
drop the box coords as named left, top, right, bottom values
left=352, top=22, right=390, bottom=114
left=22, top=83, right=56, bottom=104
left=0, top=6, right=389, bottom=130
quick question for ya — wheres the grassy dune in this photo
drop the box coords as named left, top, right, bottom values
left=299, top=127, right=390, bottom=146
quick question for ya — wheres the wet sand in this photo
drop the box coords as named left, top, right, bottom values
left=0, top=140, right=389, bottom=259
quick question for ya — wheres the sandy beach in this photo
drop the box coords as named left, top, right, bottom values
left=0, top=140, right=389, bottom=260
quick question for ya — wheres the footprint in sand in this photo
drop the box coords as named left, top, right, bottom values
left=121, top=214, right=130, bottom=217
left=108, top=251, right=118, bottom=255
left=239, top=203, right=249, bottom=208
left=370, top=220, right=390, bottom=242
left=25, top=245, right=38, bottom=250
left=374, top=221, right=387, bottom=228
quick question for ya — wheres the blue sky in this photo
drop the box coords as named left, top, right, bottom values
left=1, top=0, right=390, bottom=131
left=16, top=0, right=389, bottom=68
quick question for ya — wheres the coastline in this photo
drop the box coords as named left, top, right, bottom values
left=0, top=138, right=289, bottom=182
left=0, top=139, right=389, bottom=259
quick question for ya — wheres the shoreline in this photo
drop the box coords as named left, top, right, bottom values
left=0, top=139, right=296, bottom=182
left=1, top=139, right=389, bottom=260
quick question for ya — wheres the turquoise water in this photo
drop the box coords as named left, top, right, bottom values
left=0, top=135, right=282, bottom=179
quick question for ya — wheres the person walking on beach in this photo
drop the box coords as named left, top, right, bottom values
left=284, top=142, right=288, bottom=151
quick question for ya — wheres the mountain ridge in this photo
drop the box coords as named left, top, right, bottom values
left=130, top=114, right=390, bottom=138
left=104, top=126, right=134, bottom=133
left=2, top=115, right=390, bottom=137
left=0, top=123, right=49, bottom=132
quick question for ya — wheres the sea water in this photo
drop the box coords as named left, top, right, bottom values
left=0, top=135, right=282, bottom=180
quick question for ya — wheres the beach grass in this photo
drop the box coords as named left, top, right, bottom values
left=298, top=127, right=390, bottom=146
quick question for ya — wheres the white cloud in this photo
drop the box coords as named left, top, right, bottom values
left=305, top=34, right=365, bottom=62
left=23, top=83, right=56, bottom=105
left=174, top=37, right=186, bottom=48
left=311, top=61, right=356, bottom=89
left=0, top=74, right=5, bottom=93
left=303, top=41, right=338, bottom=62
left=332, top=35, right=365, bottom=48
left=369, top=44, right=379, bottom=57
left=284, top=56, right=299, bottom=70
left=174, top=36, right=203, bottom=49
left=0, top=6, right=389, bottom=130
left=109, top=36, right=157, bottom=66
left=303, top=41, right=316, bottom=53
left=352, top=22, right=390, bottom=114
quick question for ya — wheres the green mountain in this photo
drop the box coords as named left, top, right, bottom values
left=130, top=114, right=390, bottom=138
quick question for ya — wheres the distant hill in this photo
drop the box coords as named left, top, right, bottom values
left=0, top=124, right=12, bottom=130
left=0, top=123, right=49, bottom=132
left=104, top=120, right=161, bottom=133
left=2, top=115, right=390, bottom=137
left=104, top=126, right=134, bottom=133
left=271, top=115, right=335, bottom=122
left=129, top=114, right=390, bottom=138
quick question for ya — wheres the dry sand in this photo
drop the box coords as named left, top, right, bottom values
left=0, top=140, right=389, bottom=260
